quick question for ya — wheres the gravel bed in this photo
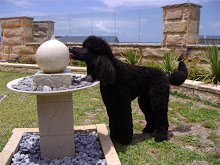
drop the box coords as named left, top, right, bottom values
left=11, top=132, right=106, bottom=165
left=11, top=74, right=94, bottom=92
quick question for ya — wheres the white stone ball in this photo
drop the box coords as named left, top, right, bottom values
left=36, top=39, right=70, bottom=73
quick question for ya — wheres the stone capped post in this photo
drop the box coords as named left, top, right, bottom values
left=0, top=16, right=34, bottom=61
left=34, top=21, right=55, bottom=42
left=162, top=3, right=202, bottom=47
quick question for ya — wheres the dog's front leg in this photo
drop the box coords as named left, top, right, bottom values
left=100, top=85, right=133, bottom=145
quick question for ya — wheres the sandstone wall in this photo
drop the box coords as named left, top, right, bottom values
left=66, top=42, right=219, bottom=65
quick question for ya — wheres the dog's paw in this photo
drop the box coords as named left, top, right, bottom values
left=154, top=132, right=168, bottom=142
left=118, top=138, right=132, bottom=145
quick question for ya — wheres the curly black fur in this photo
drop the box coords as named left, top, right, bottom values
left=70, top=36, right=188, bottom=144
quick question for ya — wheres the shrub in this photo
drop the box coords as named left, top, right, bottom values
left=69, top=59, right=86, bottom=67
left=161, top=50, right=180, bottom=75
left=77, top=61, right=86, bottom=67
left=120, top=49, right=140, bottom=65
left=185, top=58, right=210, bottom=82
left=202, top=43, right=220, bottom=84
left=145, top=61, right=162, bottom=69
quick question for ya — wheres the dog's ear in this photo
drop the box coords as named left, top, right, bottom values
left=93, top=56, right=115, bottom=85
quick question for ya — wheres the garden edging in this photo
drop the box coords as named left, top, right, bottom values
left=0, top=62, right=86, bottom=74
left=171, top=80, right=220, bottom=104
left=1, top=62, right=219, bottom=104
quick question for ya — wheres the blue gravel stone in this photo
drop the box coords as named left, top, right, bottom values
left=11, top=132, right=105, bottom=165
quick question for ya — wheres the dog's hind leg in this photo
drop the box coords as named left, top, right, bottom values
left=150, top=93, right=169, bottom=142
left=138, top=95, right=155, bottom=133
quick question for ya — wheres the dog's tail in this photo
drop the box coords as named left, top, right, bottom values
left=168, top=61, right=188, bottom=86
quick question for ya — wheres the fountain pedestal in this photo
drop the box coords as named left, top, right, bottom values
left=34, top=70, right=75, bottom=159
left=37, top=93, right=75, bottom=159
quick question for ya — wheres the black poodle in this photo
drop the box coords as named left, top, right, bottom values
left=69, top=36, right=188, bottom=144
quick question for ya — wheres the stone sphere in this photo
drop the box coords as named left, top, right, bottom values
left=36, top=39, right=70, bottom=73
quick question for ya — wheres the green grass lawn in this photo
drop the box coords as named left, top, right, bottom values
left=0, top=71, right=219, bottom=164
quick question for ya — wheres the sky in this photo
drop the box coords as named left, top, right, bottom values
left=0, top=0, right=220, bottom=42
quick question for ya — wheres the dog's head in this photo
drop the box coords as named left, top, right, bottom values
left=69, top=36, right=115, bottom=85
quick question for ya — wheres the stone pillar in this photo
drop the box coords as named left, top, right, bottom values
left=34, top=70, right=75, bottom=159
left=34, top=21, right=55, bottom=42
left=162, top=3, right=202, bottom=47
left=0, top=16, right=34, bottom=61
left=37, top=94, right=75, bottom=159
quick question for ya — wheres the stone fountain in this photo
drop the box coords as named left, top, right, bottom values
left=2, top=37, right=121, bottom=165
left=7, top=38, right=99, bottom=159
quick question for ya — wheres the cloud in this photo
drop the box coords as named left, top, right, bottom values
left=3, top=0, right=34, bottom=8
left=87, top=6, right=116, bottom=12
left=95, top=22, right=112, bottom=34
left=0, top=11, right=54, bottom=18
left=97, top=0, right=219, bottom=8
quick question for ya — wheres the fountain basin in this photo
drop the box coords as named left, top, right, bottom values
left=6, top=73, right=99, bottom=159
left=0, top=124, right=121, bottom=165
left=7, top=74, right=99, bottom=96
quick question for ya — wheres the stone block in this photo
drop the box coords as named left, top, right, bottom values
left=12, top=45, right=34, bottom=55
left=166, top=8, right=183, bottom=20
left=0, top=46, right=3, bottom=59
left=1, top=19, right=21, bottom=28
left=162, top=35, right=166, bottom=45
left=166, top=35, right=182, bottom=46
left=2, top=131, right=23, bottom=153
left=96, top=124, right=121, bottom=165
left=3, top=28, right=23, bottom=38
left=183, top=34, right=199, bottom=45
left=34, top=22, right=52, bottom=29
left=1, top=54, right=19, bottom=61
left=4, top=45, right=12, bottom=54
left=24, top=36, right=34, bottom=43
left=184, top=5, right=201, bottom=20
left=188, top=20, right=199, bottom=34
left=40, top=135, right=75, bottom=159
left=187, top=49, right=204, bottom=62
left=34, top=37, right=49, bottom=42
left=22, top=17, right=34, bottom=27
left=0, top=151, right=13, bottom=165
left=37, top=92, right=72, bottom=103
left=199, top=83, right=220, bottom=95
left=34, top=70, right=72, bottom=88
left=37, top=100, right=74, bottom=136
left=111, top=47, right=139, bottom=56
left=23, top=27, right=33, bottom=37
left=0, top=45, right=3, bottom=52
left=38, top=27, right=48, bottom=34
left=20, top=55, right=36, bottom=62
left=163, top=21, right=187, bottom=33
left=1, top=54, right=8, bottom=60
left=142, top=48, right=168, bottom=58
left=2, top=36, right=23, bottom=45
